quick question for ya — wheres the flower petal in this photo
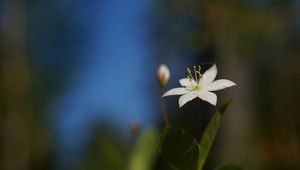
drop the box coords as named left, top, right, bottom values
left=178, top=92, right=198, bottom=108
left=162, top=88, right=189, bottom=97
left=179, top=78, right=190, bottom=86
left=179, top=78, right=194, bottom=87
left=201, top=64, right=217, bottom=85
left=198, top=91, right=217, bottom=106
left=205, top=79, right=236, bottom=91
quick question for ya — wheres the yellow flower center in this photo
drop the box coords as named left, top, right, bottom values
left=192, top=84, right=203, bottom=91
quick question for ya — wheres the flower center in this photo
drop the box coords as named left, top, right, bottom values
left=192, top=84, right=203, bottom=91
left=186, top=65, right=203, bottom=90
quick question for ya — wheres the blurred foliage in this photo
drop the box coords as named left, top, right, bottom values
left=81, top=127, right=159, bottom=170
left=152, top=0, right=300, bottom=59
left=128, top=128, right=159, bottom=170
left=0, top=1, right=94, bottom=170
left=214, top=164, right=243, bottom=170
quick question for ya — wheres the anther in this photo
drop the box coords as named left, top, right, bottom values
left=196, top=65, right=203, bottom=80
left=187, top=67, right=192, bottom=74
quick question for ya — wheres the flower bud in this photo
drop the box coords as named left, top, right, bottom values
left=157, top=64, right=170, bottom=88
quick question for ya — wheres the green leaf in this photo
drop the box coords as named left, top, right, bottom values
left=97, top=137, right=127, bottom=170
left=159, top=127, right=199, bottom=170
left=214, top=164, right=243, bottom=170
left=128, top=128, right=160, bottom=170
left=197, top=100, right=233, bottom=170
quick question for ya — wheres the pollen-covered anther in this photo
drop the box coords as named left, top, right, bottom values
left=187, top=68, right=192, bottom=76
left=196, top=65, right=203, bottom=80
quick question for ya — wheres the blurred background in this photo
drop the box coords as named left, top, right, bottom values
left=0, top=0, right=300, bottom=170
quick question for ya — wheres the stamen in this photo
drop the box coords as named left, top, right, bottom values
left=195, top=65, right=202, bottom=81
left=187, top=67, right=194, bottom=81
left=186, top=65, right=204, bottom=87
left=193, top=66, right=198, bottom=82
left=187, top=75, right=192, bottom=82
left=187, top=67, right=192, bottom=76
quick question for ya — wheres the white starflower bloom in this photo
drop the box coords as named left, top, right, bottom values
left=162, top=64, right=236, bottom=108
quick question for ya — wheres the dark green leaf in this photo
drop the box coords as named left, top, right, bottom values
left=197, top=100, right=233, bottom=170
left=214, top=164, right=243, bottom=170
left=159, top=127, right=199, bottom=170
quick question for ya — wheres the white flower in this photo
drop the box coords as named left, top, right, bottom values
left=162, top=64, right=236, bottom=108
